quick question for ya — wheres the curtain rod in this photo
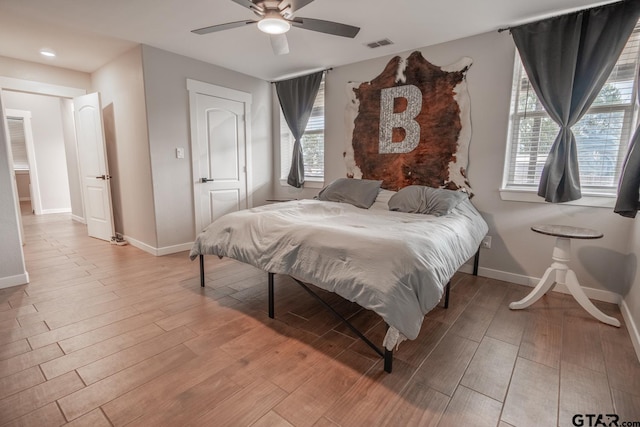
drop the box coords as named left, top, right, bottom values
left=270, top=67, right=332, bottom=84
left=496, top=0, right=624, bottom=33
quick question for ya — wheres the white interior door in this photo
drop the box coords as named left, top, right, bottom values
left=73, top=93, right=115, bottom=242
left=191, top=88, right=249, bottom=233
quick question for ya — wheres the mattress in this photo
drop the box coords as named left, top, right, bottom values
left=190, top=198, right=488, bottom=348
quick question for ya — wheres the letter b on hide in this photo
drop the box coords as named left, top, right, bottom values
left=378, top=85, right=422, bottom=154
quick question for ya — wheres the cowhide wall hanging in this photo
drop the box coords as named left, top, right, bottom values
left=345, top=51, right=473, bottom=194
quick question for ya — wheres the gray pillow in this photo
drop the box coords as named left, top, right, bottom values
left=388, top=185, right=468, bottom=216
left=317, top=178, right=383, bottom=209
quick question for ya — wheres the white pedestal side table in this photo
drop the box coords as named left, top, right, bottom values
left=509, top=224, right=620, bottom=327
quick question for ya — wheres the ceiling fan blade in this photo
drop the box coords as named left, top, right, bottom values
left=280, top=0, right=315, bottom=13
left=291, top=17, right=360, bottom=38
left=192, top=20, right=257, bottom=35
left=270, top=34, right=290, bottom=55
left=230, top=0, right=260, bottom=11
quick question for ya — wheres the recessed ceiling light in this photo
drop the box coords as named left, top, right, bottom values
left=39, top=48, right=56, bottom=58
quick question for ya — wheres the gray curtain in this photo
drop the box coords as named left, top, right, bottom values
left=614, top=68, right=640, bottom=218
left=275, top=71, right=324, bottom=188
left=511, top=0, right=640, bottom=203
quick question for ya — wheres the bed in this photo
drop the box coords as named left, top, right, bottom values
left=190, top=179, right=488, bottom=372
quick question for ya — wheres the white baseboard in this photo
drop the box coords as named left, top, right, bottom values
left=71, top=214, right=86, bottom=224
left=40, top=208, right=72, bottom=215
left=620, top=300, right=640, bottom=363
left=457, top=264, right=622, bottom=304
left=124, top=235, right=193, bottom=257
left=0, top=273, right=29, bottom=289
left=157, top=242, right=193, bottom=256
left=123, top=235, right=157, bottom=256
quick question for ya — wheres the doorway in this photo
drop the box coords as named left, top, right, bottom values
left=188, top=79, right=253, bottom=234
left=1, top=78, right=86, bottom=286
left=6, top=112, right=37, bottom=215
left=2, top=87, right=85, bottom=223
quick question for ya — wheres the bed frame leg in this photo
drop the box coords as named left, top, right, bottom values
left=268, top=273, right=275, bottom=319
left=199, top=255, right=205, bottom=287
left=473, top=248, right=480, bottom=276
left=444, top=281, right=451, bottom=309
left=384, top=348, right=393, bottom=373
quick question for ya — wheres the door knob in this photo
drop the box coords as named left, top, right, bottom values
left=96, top=175, right=112, bottom=180
left=200, top=178, right=214, bottom=183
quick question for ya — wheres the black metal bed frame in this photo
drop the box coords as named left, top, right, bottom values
left=200, top=249, right=481, bottom=373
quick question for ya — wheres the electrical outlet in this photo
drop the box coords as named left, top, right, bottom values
left=481, top=235, right=492, bottom=249
left=176, top=147, right=185, bottom=159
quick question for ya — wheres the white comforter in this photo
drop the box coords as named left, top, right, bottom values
left=189, top=199, right=488, bottom=349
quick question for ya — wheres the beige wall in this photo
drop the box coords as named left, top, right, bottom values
left=141, top=45, right=272, bottom=249
left=92, top=46, right=157, bottom=248
left=274, top=30, right=634, bottom=299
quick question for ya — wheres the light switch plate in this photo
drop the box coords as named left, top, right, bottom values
left=176, top=147, right=184, bottom=159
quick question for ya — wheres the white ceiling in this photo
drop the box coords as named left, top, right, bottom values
left=0, top=0, right=619, bottom=81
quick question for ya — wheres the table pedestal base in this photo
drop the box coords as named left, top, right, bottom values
left=509, top=237, right=620, bottom=327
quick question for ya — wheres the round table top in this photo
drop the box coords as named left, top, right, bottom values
left=531, top=224, right=603, bottom=239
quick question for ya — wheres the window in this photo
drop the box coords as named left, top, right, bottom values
left=7, top=117, right=29, bottom=170
left=503, top=21, right=640, bottom=198
left=280, top=76, right=325, bottom=183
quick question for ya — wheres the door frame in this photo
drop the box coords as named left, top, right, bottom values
left=5, top=109, right=42, bottom=215
left=187, top=79, right=253, bottom=234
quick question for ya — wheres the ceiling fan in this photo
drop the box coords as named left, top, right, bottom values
left=192, top=0, right=360, bottom=55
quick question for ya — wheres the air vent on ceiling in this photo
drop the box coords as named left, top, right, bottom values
left=365, top=38, right=394, bottom=49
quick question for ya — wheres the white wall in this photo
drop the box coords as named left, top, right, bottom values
left=92, top=46, right=156, bottom=248
left=141, top=45, right=272, bottom=250
left=0, top=56, right=91, bottom=91
left=59, top=98, right=84, bottom=221
left=624, top=217, right=640, bottom=354
left=274, top=30, right=634, bottom=299
left=3, top=91, right=71, bottom=214
left=0, top=95, right=27, bottom=288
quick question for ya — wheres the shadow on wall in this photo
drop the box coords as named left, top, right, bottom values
left=577, top=247, right=637, bottom=296
left=476, top=211, right=528, bottom=276
left=103, top=103, right=123, bottom=235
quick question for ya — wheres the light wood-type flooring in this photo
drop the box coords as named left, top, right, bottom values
left=1, top=204, right=639, bottom=426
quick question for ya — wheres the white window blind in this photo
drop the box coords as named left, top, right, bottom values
left=7, top=117, right=29, bottom=170
left=280, top=76, right=325, bottom=181
left=504, top=21, right=640, bottom=194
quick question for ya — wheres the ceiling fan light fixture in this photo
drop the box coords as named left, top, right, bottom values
left=257, top=12, right=290, bottom=35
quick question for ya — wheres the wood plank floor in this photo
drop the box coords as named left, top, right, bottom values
left=1, top=204, right=639, bottom=426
